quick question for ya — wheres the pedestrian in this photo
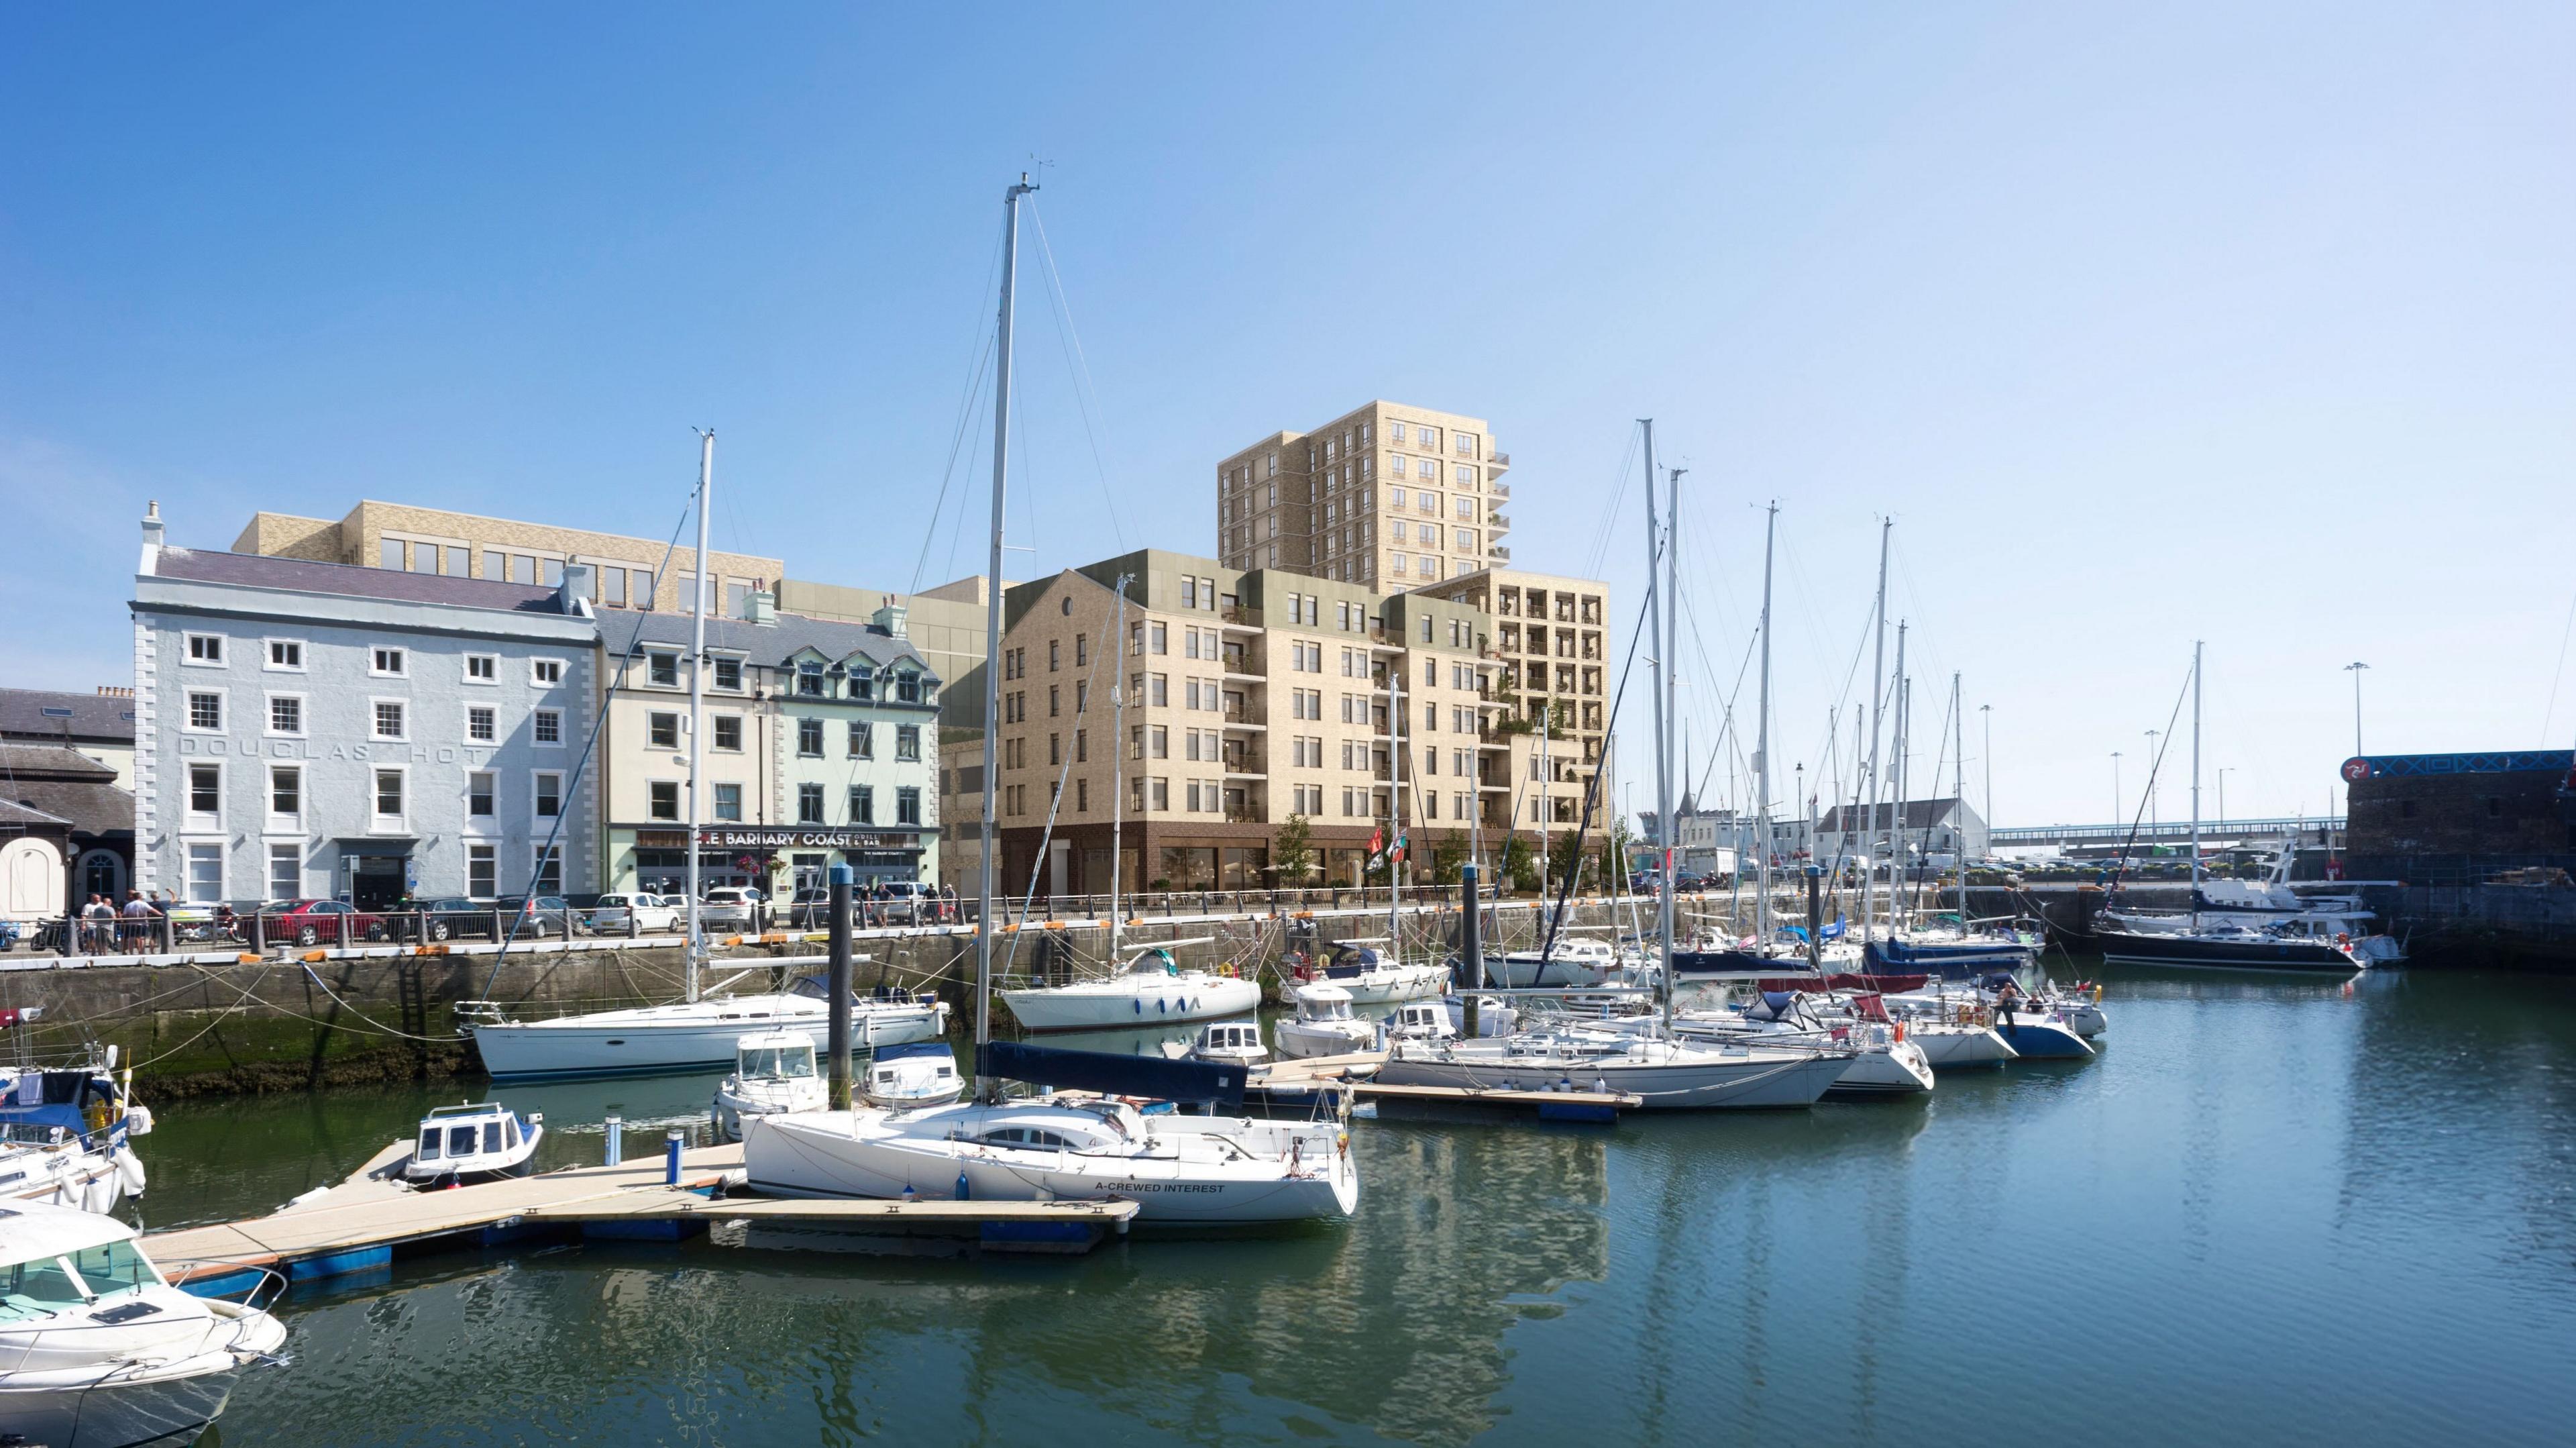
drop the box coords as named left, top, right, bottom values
left=120, top=889, right=154, bottom=951
left=1993, top=978, right=2021, bottom=1030
left=81, top=893, right=117, bottom=953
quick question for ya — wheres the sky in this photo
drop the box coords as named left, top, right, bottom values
left=4, top=3, right=2571, bottom=830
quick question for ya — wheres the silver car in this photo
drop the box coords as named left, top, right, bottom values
left=590, top=893, right=682, bottom=934
left=698, top=888, right=758, bottom=931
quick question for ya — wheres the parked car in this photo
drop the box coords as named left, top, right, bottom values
left=263, top=899, right=389, bottom=947
left=492, top=895, right=588, bottom=939
left=874, top=880, right=934, bottom=924
left=786, top=888, right=835, bottom=930
left=590, top=892, right=682, bottom=934
left=698, top=888, right=759, bottom=931
left=409, top=898, right=499, bottom=941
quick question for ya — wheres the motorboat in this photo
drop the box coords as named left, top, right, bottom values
left=1377, top=1026, right=1853, bottom=1110
left=1273, top=984, right=1379, bottom=1059
left=741, top=1092, right=1358, bottom=1224
left=404, top=1102, right=543, bottom=1186
left=1385, top=999, right=1458, bottom=1044
left=712, top=1031, right=824, bottom=1143
left=861, top=1041, right=966, bottom=1108
left=1487, top=935, right=1620, bottom=988
left=998, top=944, right=1263, bottom=1033
left=0, top=1054, right=152, bottom=1212
left=0, top=1201, right=287, bottom=1447
left=459, top=975, right=948, bottom=1081
left=1181, top=1020, right=1270, bottom=1068
left=1283, top=941, right=1450, bottom=1006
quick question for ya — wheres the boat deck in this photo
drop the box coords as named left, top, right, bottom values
left=147, top=1139, right=1140, bottom=1292
left=1248, top=1050, right=1640, bottom=1121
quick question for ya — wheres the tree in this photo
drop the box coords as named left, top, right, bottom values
left=1499, top=834, right=1540, bottom=894
left=1272, top=813, right=1316, bottom=887
left=1429, top=830, right=1470, bottom=887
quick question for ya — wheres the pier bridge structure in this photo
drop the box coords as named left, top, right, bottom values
left=1989, top=815, right=2345, bottom=854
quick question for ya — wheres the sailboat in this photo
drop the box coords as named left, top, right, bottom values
left=743, top=176, right=1357, bottom=1224
left=460, top=437, right=947, bottom=1081
left=1378, top=429, right=1851, bottom=1110
left=2096, top=645, right=2366, bottom=974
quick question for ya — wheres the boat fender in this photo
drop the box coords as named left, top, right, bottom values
left=115, top=1147, right=146, bottom=1198
left=1893, top=1021, right=1906, bottom=1044
left=83, top=1170, right=117, bottom=1215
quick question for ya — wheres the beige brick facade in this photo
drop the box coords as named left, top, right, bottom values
left=1215, top=401, right=1510, bottom=592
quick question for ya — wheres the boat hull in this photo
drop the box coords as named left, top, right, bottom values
left=1991, top=1016, right=2093, bottom=1059
left=1823, top=1042, right=1935, bottom=1098
left=1275, top=1020, right=1379, bottom=1059
left=1485, top=954, right=1612, bottom=988
left=0, top=1368, right=244, bottom=1448
left=1000, top=975, right=1263, bottom=1033
left=472, top=999, right=946, bottom=1082
left=1376, top=1043, right=1849, bottom=1110
left=2096, top=929, right=2360, bottom=974
left=1903, top=1025, right=2018, bottom=1070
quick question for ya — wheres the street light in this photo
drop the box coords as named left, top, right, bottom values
left=2343, top=662, right=2369, bottom=757
left=2216, top=768, right=2230, bottom=831
left=2111, top=750, right=2123, bottom=827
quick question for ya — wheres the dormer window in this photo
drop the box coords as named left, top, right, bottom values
left=849, top=665, right=874, bottom=701
left=895, top=670, right=921, bottom=705
left=796, top=662, right=825, bottom=696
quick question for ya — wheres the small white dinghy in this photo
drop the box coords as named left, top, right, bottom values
left=0, top=1200, right=288, bottom=1448
left=862, top=1041, right=966, bottom=1108
left=712, top=1031, right=825, bottom=1142
left=404, top=1102, right=543, bottom=1187
left=1274, top=983, right=1379, bottom=1059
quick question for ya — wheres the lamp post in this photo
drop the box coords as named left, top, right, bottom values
left=2111, top=751, right=2123, bottom=828
left=2343, top=661, right=2369, bottom=758
left=2216, top=768, right=2230, bottom=832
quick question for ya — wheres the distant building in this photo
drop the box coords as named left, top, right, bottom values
left=0, top=687, right=138, bottom=790
left=2344, top=750, right=2576, bottom=856
left=0, top=745, right=134, bottom=917
left=1813, top=797, right=1990, bottom=867
left=132, top=506, right=602, bottom=908
left=1217, top=401, right=1511, bottom=588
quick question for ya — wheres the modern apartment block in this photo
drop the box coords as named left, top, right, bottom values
left=1215, top=402, right=1510, bottom=591
left=602, top=595, right=943, bottom=897
left=233, top=501, right=785, bottom=617
left=132, top=507, right=602, bottom=909
left=937, top=548, right=1606, bottom=896
left=1413, top=568, right=1613, bottom=835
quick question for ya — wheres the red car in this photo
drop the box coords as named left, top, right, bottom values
left=262, top=899, right=389, bottom=947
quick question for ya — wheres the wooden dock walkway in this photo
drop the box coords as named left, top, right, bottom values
left=1246, top=1050, right=1639, bottom=1121
left=148, top=1139, right=1138, bottom=1294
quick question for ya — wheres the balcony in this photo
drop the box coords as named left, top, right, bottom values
left=1488, top=544, right=1512, bottom=563
left=1490, top=478, right=1511, bottom=499
left=1219, top=605, right=1263, bottom=632
left=1487, top=512, right=1509, bottom=532
left=1490, top=452, right=1511, bottom=469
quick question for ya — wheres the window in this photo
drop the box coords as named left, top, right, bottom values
left=798, top=784, right=825, bottom=824
left=468, top=843, right=496, bottom=898
left=847, top=720, right=872, bottom=758
left=897, top=787, right=922, bottom=825
left=714, top=658, right=743, bottom=691
left=381, top=539, right=406, bottom=570
left=1075, top=633, right=1088, bottom=666
left=714, top=715, right=743, bottom=751
left=714, top=783, right=743, bottom=821
left=649, top=653, right=679, bottom=686
left=649, top=781, right=680, bottom=820
left=1151, top=778, right=1169, bottom=810
left=533, top=772, right=561, bottom=820
left=373, top=701, right=405, bottom=740
left=1150, top=725, right=1169, bottom=758
left=847, top=664, right=873, bottom=700
left=849, top=786, right=875, bottom=824
left=798, top=719, right=824, bottom=757
left=1075, top=778, right=1089, bottom=813
left=533, top=709, right=561, bottom=745
left=265, top=639, right=303, bottom=670
left=798, top=662, right=825, bottom=696
left=372, top=647, right=405, bottom=676
left=267, top=842, right=300, bottom=902
left=1049, top=684, right=1061, bottom=717
left=532, top=658, right=564, bottom=687
left=186, top=763, right=220, bottom=818
left=468, top=705, right=496, bottom=742
left=374, top=768, right=405, bottom=821
left=897, top=670, right=924, bottom=705
left=1417, top=458, right=1438, bottom=479
left=267, top=694, right=303, bottom=736
left=1456, top=464, right=1474, bottom=485
left=482, top=549, right=505, bottom=580
left=649, top=712, right=680, bottom=749
left=184, top=633, right=224, bottom=666
left=186, top=690, right=221, bottom=731
left=533, top=844, right=561, bottom=894
left=268, top=766, right=301, bottom=819
left=466, top=654, right=498, bottom=683
left=602, top=568, right=627, bottom=607
left=468, top=772, right=496, bottom=818
left=186, top=841, right=222, bottom=904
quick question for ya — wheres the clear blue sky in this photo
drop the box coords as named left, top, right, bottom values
left=5, top=3, right=2570, bottom=828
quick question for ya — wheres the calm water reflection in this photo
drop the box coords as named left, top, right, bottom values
left=154, top=965, right=2576, bottom=1445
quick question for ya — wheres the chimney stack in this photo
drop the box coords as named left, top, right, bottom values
left=140, top=501, right=165, bottom=549
left=871, top=594, right=909, bottom=639
left=557, top=562, right=596, bottom=617
left=745, top=587, right=777, bottom=626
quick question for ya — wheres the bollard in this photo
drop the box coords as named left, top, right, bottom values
left=603, top=1114, right=623, bottom=1166
left=664, top=1128, right=684, bottom=1186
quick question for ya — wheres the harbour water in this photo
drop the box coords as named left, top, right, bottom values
left=148, top=962, right=2576, bottom=1446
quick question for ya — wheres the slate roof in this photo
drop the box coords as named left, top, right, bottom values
left=0, top=689, right=137, bottom=743
left=0, top=745, right=133, bottom=839
left=619, top=609, right=932, bottom=675
left=0, top=798, right=70, bottom=830
left=152, top=547, right=571, bottom=614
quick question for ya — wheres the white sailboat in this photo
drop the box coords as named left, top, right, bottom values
left=997, top=939, right=1262, bottom=1033
left=743, top=176, right=1356, bottom=1225
left=0, top=1053, right=152, bottom=1214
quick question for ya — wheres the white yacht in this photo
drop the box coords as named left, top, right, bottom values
left=0, top=1060, right=152, bottom=1213
left=1281, top=942, right=1450, bottom=1006
left=1274, top=984, right=1379, bottom=1059
left=460, top=976, right=947, bottom=1081
left=998, top=944, right=1263, bottom=1033
left=861, top=1042, right=965, bottom=1108
left=1378, top=1026, right=1853, bottom=1110
left=1386, top=998, right=1459, bottom=1044
left=0, top=1202, right=287, bottom=1448
left=1621, top=994, right=1933, bottom=1098
left=742, top=1094, right=1357, bottom=1224
left=1181, top=1020, right=1270, bottom=1068
left=712, top=1031, right=824, bottom=1142
left=1487, top=935, right=1621, bottom=988
left=405, top=1102, right=543, bottom=1186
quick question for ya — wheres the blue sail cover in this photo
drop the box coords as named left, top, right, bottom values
left=0, top=1071, right=116, bottom=1143
left=977, top=1041, right=1246, bottom=1112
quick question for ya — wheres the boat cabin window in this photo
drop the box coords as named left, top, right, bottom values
left=740, top=1047, right=817, bottom=1078
left=483, top=1122, right=504, bottom=1154
left=448, top=1125, right=479, bottom=1157
left=67, top=1239, right=153, bottom=1299
left=418, top=1127, right=442, bottom=1160
left=503, top=1118, right=519, bottom=1148
left=0, top=1255, right=90, bottom=1319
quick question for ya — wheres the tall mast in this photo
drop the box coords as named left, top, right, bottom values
left=1107, top=576, right=1129, bottom=958
left=1754, top=501, right=1777, bottom=951
left=1863, top=520, right=1889, bottom=941
left=1951, top=671, right=1965, bottom=931
left=1890, top=623, right=1908, bottom=932
left=2190, top=641, right=2203, bottom=928
left=684, top=431, right=712, bottom=1003
left=1639, top=423, right=1676, bottom=1028
left=1387, top=656, right=1404, bottom=960
left=975, top=174, right=1036, bottom=1066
